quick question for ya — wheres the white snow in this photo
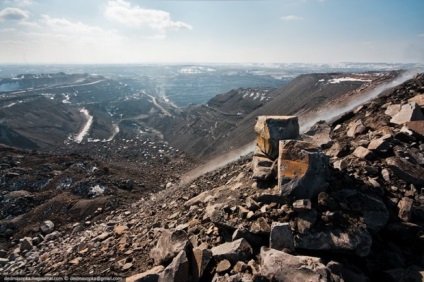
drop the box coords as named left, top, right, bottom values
left=328, top=77, right=372, bottom=84
left=74, top=108, right=93, bottom=143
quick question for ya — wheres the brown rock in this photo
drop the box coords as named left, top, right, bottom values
left=192, top=247, right=212, bottom=281
left=216, top=259, right=231, bottom=274
left=211, top=238, right=253, bottom=264
left=390, top=102, right=424, bottom=125
left=406, top=120, right=424, bottom=137
left=398, top=197, right=413, bottom=222
left=126, top=265, right=164, bottom=282
left=353, top=146, right=375, bottom=161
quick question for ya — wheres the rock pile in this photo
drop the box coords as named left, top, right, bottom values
left=1, top=73, right=424, bottom=281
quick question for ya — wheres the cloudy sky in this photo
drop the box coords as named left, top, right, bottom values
left=0, top=0, right=423, bottom=64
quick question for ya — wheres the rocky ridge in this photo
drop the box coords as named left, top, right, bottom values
left=1, top=73, right=424, bottom=281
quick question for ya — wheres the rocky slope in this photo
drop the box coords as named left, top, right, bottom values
left=0, top=73, right=423, bottom=281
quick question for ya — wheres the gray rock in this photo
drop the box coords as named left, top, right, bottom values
left=40, top=220, right=55, bottom=234
left=302, top=121, right=332, bottom=148
left=19, top=237, right=33, bottom=252
left=278, top=140, right=329, bottom=199
left=398, top=197, right=413, bottom=222
left=0, top=249, right=7, bottom=258
left=191, top=247, right=212, bottom=281
left=159, top=250, right=189, bottom=282
left=44, top=231, right=60, bottom=241
left=252, top=155, right=275, bottom=180
left=211, top=238, right=253, bottom=264
left=254, top=115, right=300, bottom=160
left=390, top=102, right=424, bottom=125
left=126, top=265, right=164, bottom=282
left=294, top=228, right=372, bottom=257
left=296, top=209, right=318, bottom=234
left=150, top=230, right=189, bottom=265
left=269, top=222, right=294, bottom=252
left=260, top=247, right=333, bottom=282
left=386, top=157, right=424, bottom=186
left=353, top=146, right=375, bottom=161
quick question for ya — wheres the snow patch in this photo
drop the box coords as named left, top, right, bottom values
left=328, top=77, right=372, bottom=84
left=73, top=108, right=93, bottom=143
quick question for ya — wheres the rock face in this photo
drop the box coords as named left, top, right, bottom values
left=278, top=140, right=329, bottom=199
left=252, top=116, right=299, bottom=180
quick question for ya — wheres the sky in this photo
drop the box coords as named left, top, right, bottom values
left=0, top=0, right=423, bottom=64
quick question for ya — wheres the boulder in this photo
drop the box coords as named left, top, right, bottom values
left=254, top=116, right=299, bottom=160
left=294, top=228, right=372, bottom=257
left=406, top=121, right=424, bottom=137
left=211, top=238, right=253, bottom=264
left=353, top=146, right=375, bottom=161
left=159, top=250, right=189, bottom=282
left=251, top=155, right=275, bottom=180
left=126, top=265, right=164, bottom=282
left=278, top=140, right=329, bottom=199
left=191, top=247, right=212, bottom=281
left=269, top=222, right=294, bottom=252
left=408, top=94, right=424, bottom=107
left=301, top=121, right=332, bottom=148
left=390, top=102, right=424, bottom=125
left=249, top=217, right=271, bottom=234
left=386, top=157, right=424, bottom=186
left=150, top=230, right=189, bottom=265
left=347, top=119, right=367, bottom=137
left=367, top=138, right=391, bottom=154
left=40, top=220, right=55, bottom=234
left=398, top=197, right=413, bottom=222
left=385, top=104, right=402, bottom=117
left=216, top=259, right=232, bottom=274
left=19, top=237, right=33, bottom=252
left=260, top=247, right=335, bottom=281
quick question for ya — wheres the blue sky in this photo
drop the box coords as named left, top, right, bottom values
left=0, top=0, right=423, bottom=64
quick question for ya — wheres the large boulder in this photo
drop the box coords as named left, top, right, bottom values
left=278, top=140, right=329, bottom=199
left=211, top=238, right=253, bottom=264
left=260, top=247, right=339, bottom=282
left=126, top=266, right=164, bottom=282
left=150, top=230, right=190, bottom=265
left=386, top=157, right=424, bottom=186
left=269, top=222, right=294, bottom=252
left=254, top=116, right=299, bottom=159
left=159, top=250, right=189, bottom=282
left=294, top=228, right=372, bottom=257
left=390, top=102, right=424, bottom=125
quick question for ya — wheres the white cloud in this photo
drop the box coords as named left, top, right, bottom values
left=0, top=7, right=30, bottom=21
left=104, top=0, right=192, bottom=31
left=281, top=15, right=304, bottom=21
left=4, top=0, right=33, bottom=6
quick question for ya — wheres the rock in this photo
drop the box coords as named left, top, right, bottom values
left=347, top=119, right=367, bottom=137
left=293, top=199, right=312, bottom=211
left=368, top=138, right=391, bottom=154
left=19, top=237, right=33, bottom=252
left=0, top=249, right=6, bottom=258
left=249, top=217, right=271, bottom=234
left=40, top=220, right=55, bottom=234
left=44, top=231, right=60, bottom=241
left=126, top=265, right=164, bottom=282
left=260, top=247, right=334, bottom=281
left=278, top=140, right=329, bottom=199
left=233, top=261, right=248, bottom=273
left=398, top=197, right=413, bottom=222
left=386, top=157, right=424, bottom=186
left=252, top=155, right=275, bottom=180
left=160, top=250, right=189, bottom=282
left=326, top=142, right=350, bottom=158
left=115, top=225, right=129, bottom=236
left=269, top=222, right=294, bottom=252
left=381, top=168, right=391, bottom=182
left=150, top=230, right=189, bottom=265
left=95, top=232, right=111, bottom=241
left=231, top=229, right=262, bottom=246
left=216, top=259, right=231, bottom=274
left=294, top=228, right=372, bottom=257
left=385, top=104, right=401, bottom=117
left=406, top=121, right=424, bottom=137
left=254, top=115, right=299, bottom=159
left=302, top=121, right=332, bottom=148
left=408, top=94, right=424, bottom=107
left=211, top=238, right=253, bottom=264
left=353, top=146, right=375, bottom=161
left=192, top=247, right=212, bottom=281
left=390, top=102, right=424, bottom=125
left=0, top=258, right=8, bottom=266
left=296, top=209, right=317, bottom=233
left=383, top=265, right=424, bottom=282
